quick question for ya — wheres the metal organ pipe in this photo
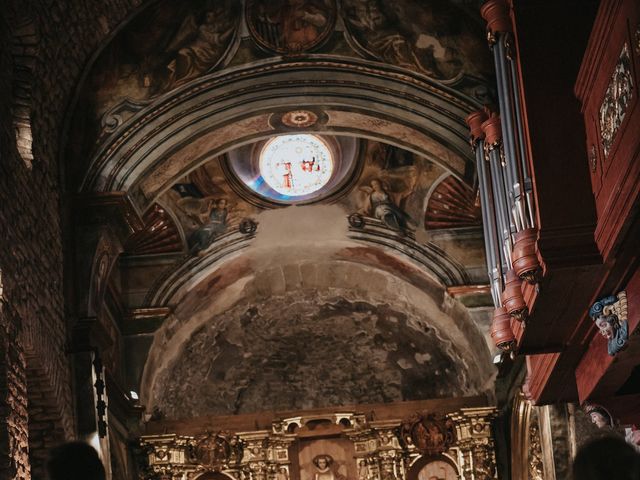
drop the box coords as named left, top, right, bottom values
left=493, top=33, right=528, bottom=232
left=492, top=36, right=521, bottom=232
left=467, top=110, right=502, bottom=306
left=481, top=0, right=541, bottom=286
left=508, top=54, right=536, bottom=229
left=482, top=112, right=512, bottom=271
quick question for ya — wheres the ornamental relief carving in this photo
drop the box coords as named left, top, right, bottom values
left=139, top=408, right=497, bottom=480
left=599, top=44, right=634, bottom=157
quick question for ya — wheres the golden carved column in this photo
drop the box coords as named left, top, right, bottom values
left=241, top=432, right=271, bottom=480
left=450, top=407, right=498, bottom=480
left=139, top=434, right=200, bottom=479
left=347, top=419, right=407, bottom=480
left=510, top=392, right=556, bottom=480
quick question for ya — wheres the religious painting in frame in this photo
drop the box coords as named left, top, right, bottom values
left=407, top=455, right=459, bottom=480
left=298, top=437, right=357, bottom=480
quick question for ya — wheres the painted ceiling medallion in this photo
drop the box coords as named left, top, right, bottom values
left=259, top=134, right=333, bottom=197
left=281, top=110, right=319, bottom=128
left=246, top=0, right=337, bottom=54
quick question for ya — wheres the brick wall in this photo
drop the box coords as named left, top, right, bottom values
left=0, top=0, right=144, bottom=477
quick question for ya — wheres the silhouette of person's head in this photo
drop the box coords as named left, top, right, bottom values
left=47, top=442, right=106, bottom=480
left=572, top=436, right=640, bottom=480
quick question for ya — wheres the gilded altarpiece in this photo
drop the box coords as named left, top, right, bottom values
left=139, top=409, right=497, bottom=480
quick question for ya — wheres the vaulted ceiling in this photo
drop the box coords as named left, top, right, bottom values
left=67, top=0, right=497, bottom=420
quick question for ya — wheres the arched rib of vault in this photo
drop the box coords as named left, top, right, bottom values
left=81, top=57, right=480, bottom=213
left=139, top=246, right=494, bottom=413
left=143, top=231, right=469, bottom=307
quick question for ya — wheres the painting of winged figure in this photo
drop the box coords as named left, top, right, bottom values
left=177, top=196, right=234, bottom=255
left=154, top=2, right=238, bottom=92
left=166, top=157, right=256, bottom=256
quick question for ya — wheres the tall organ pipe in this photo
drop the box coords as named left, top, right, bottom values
left=482, top=112, right=512, bottom=271
left=494, top=35, right=527, bottom=233
left=481, top=0, right=541, bottom=285
left=467, top=110, right=502, bottom=306
left=508, top=55, right=536, bottom=229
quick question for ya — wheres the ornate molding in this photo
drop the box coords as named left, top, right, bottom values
left=79, top=58, right=477, bottom=204
left=599, top=44, right=634, bottom=157
left=347, top=216, right=471, bottom=287
left=527, top=418, right=544, bottom=480
left=399, top=413, right=456, bottom=456
left=139, top=408, right=498, bottom=480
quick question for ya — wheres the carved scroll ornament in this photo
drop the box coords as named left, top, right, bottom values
left=399, top=413, right=456, bottom=455
left=191, top=431, right=244, bottom=471
left=599, top=44, right=634, bottom=157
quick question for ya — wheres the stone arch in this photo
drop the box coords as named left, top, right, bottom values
left=79, top=58, right=480, bottom=214
left=139, top=244, right=494, bottom=417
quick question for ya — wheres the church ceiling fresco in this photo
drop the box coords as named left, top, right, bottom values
left=341, top=0, right=492, bottom=82
left=151, top=137, right=484, bottom=283
left=67, top=0, right=493, bottom=185
left=245, top=0, right=338, bottom=54
left=69, top=0, right=496, bottom=420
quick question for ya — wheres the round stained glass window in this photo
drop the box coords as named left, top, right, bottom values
left=259, top=134, right=333, bottom=197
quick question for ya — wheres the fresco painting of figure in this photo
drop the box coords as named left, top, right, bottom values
left=357, top=178, right=416, bottom=232
left=185, top=197, right=231, bottom=255
left=247, top=0, right=337, bottom=53
left=156, top=4, right=237, bottom=92
left=342, top=0, right=492, bottom=81
left=84, top=0, right=239, bottom=120
left=166, top=156, right=257, bottom=256
left=350, top=142, right=420, bottom=233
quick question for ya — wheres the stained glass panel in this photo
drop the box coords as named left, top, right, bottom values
left=259, top=134, right=333, bottom=197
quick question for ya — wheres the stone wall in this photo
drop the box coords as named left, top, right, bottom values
left=0, top=303, right=29, bottom=480
left=0, top=0, right=144, bottom=477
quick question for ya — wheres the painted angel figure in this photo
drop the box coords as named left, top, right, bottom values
left=177, top=196, right=233, bottom=255
left=159, top=6, right=235, bottom=91
left=357, top=175, right=417, bottom=232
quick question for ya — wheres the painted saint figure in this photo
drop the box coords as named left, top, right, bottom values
left=312, top=455, right=345, bottom=480
left=359, top=178, right=415, bottom=232
left=281, top=161, right=294, bottom=189
left=188, top=198, right=229, bottom=255
left=159, top=5, right=236, bottom=91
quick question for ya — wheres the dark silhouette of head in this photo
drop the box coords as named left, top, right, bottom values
left=47, top=442, right=106, bottom=480
left=572, top=435, right=640, bottom=480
